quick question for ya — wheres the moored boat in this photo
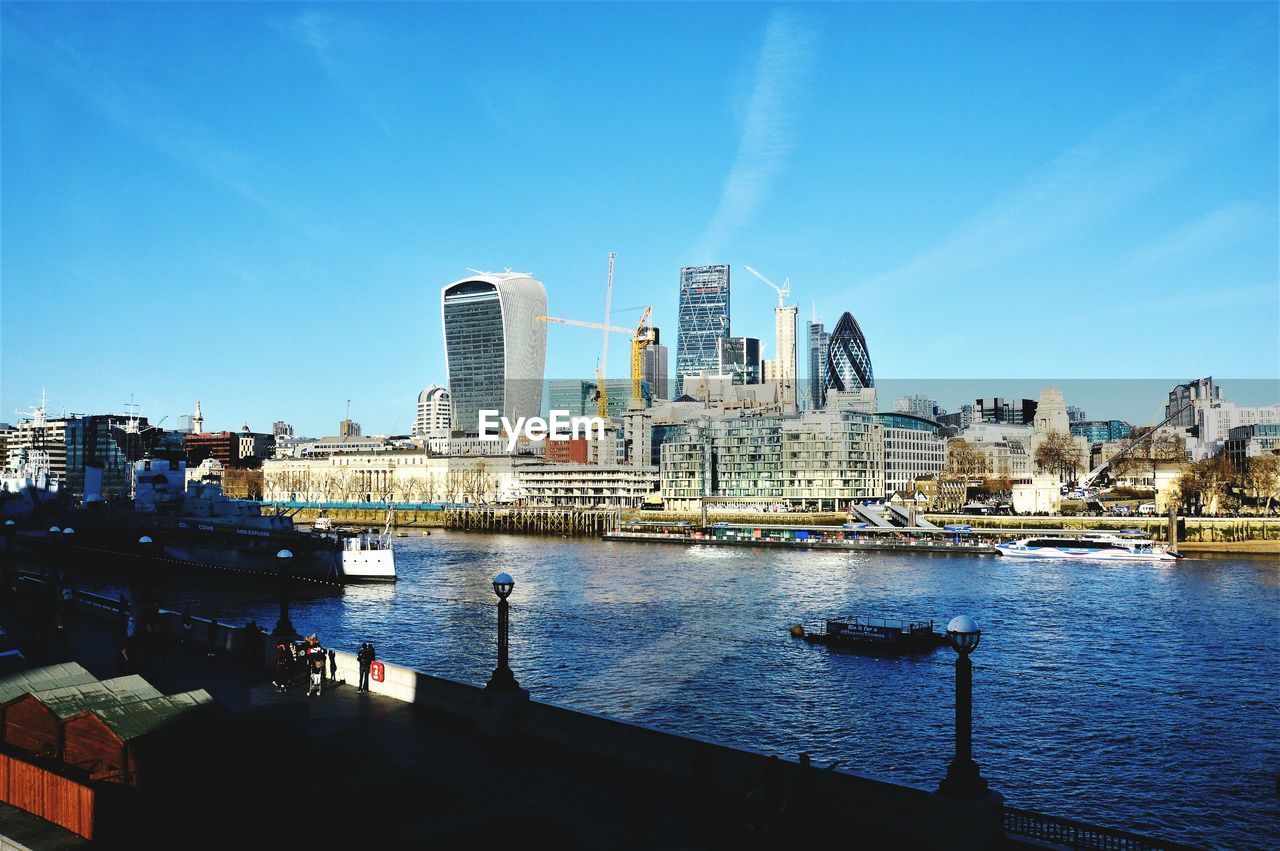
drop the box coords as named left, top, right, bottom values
left=995, top=534, right=1180, bottom=561
left=790, top=616, right=945, bottom=654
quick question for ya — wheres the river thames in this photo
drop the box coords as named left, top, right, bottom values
left=81, top=533, right=1278, bottom=848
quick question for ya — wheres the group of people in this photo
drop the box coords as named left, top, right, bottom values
left=269, top=636, right=378, bottom=696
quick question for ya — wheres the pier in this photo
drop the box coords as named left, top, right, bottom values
left=444, top=505, right=618, bottom=536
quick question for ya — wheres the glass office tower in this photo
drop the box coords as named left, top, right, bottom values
left=807, top=320, right=830, bottom=410
left=441, top=273, right=547, bottom=435
left=676, top=265, right=730, bottom=384
left=824, top=311, right=874, bottom=394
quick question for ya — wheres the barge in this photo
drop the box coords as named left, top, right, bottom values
left=603, top=521, right=1001, bottom=555
left=790, top=617, right=945, bottom=654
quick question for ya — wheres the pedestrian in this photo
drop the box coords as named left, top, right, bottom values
left=207, top=616, right=220, bottom=657
left=328, top=648, right=337, bottom=685
left=357, top=641, right=376, bottom=693
left=273, top=643, right=291, bottom=691
left=307, top=637, right=325, bottom=697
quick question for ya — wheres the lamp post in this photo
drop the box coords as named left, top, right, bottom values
left=939, top=614, right=989, bottom=798
left=61, top=527, right=75, bottom=590
left=485, top=572, right=520, bottom=692
left=2, top=520, right=15, bottom=607
left=273, top=549, right=296, bottom=637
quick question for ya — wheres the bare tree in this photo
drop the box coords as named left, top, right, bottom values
left=1034, top=431, right=1084, bottom=482
left=1244, top=454, right=1280, bottom=513
left=945, top=438, right=989, bottom=480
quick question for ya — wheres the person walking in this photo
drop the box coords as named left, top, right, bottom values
left=307, top=636, right=325, bottom=697
left=357, top=641, right=376, bottom=693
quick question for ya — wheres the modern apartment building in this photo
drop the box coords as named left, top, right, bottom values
left=442, top=271, right=548, bottom=435
left=675, top=265, right=730, bottom=384
left=659, top=411, right=883, bottom=511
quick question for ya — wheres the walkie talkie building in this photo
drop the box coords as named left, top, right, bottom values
left=441, top=272, right=547, bottom=435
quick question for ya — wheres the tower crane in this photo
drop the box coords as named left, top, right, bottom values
left=744, top=265, right=791, bottom=308
left=537, top=307, right=656, bottom=414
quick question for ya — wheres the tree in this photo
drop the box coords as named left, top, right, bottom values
left=945, top=438, right=989, bottom=479
left=1034, top=431, right=1084, bottom=482
left=1244, top=454, right=1280, bottom=513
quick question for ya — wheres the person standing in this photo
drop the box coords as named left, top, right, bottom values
left=307, top=637, right=325, bottom=697
left=357, top=641, right=376, bottom=693
left=327, top=648, right=337, bottom=685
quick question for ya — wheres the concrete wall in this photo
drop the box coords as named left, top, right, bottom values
left=325, top=651, right=1003, bottom=850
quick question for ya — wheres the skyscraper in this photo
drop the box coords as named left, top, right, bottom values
left=642, top=326, right=670, bottom=401
left=824, top=311, right=874, bottom=395
left=769, top=304, right=798, bottom=412
left=441, top=272, right=547, bottom=435
left=413, top=385, right=452, bottom=438
left=676, top=265, right=730, bottom=384
left=806, top=318, right=830, bottom=410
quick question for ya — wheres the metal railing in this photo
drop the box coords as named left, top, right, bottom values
left=1004, top=806, right=1204, bottom=851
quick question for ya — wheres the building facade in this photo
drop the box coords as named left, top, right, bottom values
left=517, top=463, right=658, bottom=508
left=717, top=337, right=762, bottom=384
left=1070, top=420, right=1133, bottom=443
left=659, top=411, right=883, bottom=511
left=1166, top=377, right=1220, bottom=427
left=441, top=271, right=548, bottom=435
left=1225, top=423, right=1280, bottom=472
left=806, top=319, right=830, bottom=410
left=413, top=385, right=452, bottom=438
left=675, top=265, right=730, bottom=384
left=975, top=397, right=1037, bottom=425
left=876, top=413, right=946, bottom=498
left=893, top=395, right=942, bottom=420
left=824, top=311, right=874, bottom=394
left=642, top=327, right=670, bottom=401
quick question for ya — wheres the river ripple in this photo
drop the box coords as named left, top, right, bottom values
left=81, top=532, right=1279, bottom=849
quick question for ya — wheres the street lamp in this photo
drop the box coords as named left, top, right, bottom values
left=273, top=549, right=296, bottom=637
left=2, top=520, right=15, bottom=605
left=939, top=614, right=989, bottom=798
left=485, top=572, right=520, bottom=692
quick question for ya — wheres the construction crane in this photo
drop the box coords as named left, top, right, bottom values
left=537, top=307, right=656, bottom=413
left=744, top=265, right=791, bottom=308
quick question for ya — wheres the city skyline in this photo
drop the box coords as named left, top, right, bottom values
left=3, top=3, right=1277, bottom=436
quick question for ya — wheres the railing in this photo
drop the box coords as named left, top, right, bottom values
left=1004, top=806, right=1203, bottom=851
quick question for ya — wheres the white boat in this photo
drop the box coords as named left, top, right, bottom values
left=996, top=534, right=1181, bottom=561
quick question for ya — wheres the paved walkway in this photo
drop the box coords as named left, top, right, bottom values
left=0, top=582, right=790, bottom=850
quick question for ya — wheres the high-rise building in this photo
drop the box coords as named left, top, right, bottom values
left=339, top=418, right=362, bottom=437
left=548, top=379, right=597, bottom=418
left=893, top=394, right=942, bottom=420
left=762, top=304, right=798, bottom=412
left=824, top=311, right=874, bottom=395
left=642, top=326, right=670, bottom=401
left=413, top=386, right=452, bottom=438
left=806, top=319, right=830, bottom=410
left=441, top=272, right=547, bottom=435
left=716, top=337, right=761, bottom=385
left=676, top=265, right=730, bottom=384
left=273, top=421, right=294, bottom=438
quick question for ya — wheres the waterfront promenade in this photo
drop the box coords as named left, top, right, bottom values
left=0, top=570, right=1213, bottom=850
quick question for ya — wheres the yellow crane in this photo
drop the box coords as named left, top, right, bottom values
left=537, top=307, right=656, bottom=414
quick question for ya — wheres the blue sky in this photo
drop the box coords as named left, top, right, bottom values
left=2, top=2, right=1276, bottom=436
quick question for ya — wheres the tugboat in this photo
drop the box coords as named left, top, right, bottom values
left=790, top=616, right=945, bottom=654
left=30, top=459, right=395, bottom=584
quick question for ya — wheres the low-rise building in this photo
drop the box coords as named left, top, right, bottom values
left=1225, top=423, right=1280, bottom=472
left=517, top=463, right=658, bottom=508
left=263, top=452, right=529, bottom=504
left=876, top=413, right=946, bottom=498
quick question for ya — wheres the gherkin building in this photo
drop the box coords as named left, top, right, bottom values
left=824, top=311, right=874, bottom=392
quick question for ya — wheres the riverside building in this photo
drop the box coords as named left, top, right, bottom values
left=441, top=271, right=548, bottom=435
left=659, top=411, right=883, bottom=511
left=876, top=413, right=946, bottom=498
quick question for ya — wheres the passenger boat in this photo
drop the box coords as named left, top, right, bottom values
left=789, top=616, right=945, bottom=654
left=995, top=534, right=1180, bottom=561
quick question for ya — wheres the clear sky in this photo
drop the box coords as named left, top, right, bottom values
left=2, top=2, right=1276, bottom=436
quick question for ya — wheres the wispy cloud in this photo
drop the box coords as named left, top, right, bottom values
left=692, top=11, right=814, bottom=261
left=1123, top=202, right=1273, bottom=271
left=835, top=59, right=1271, bottom=302
left=271, top=11, right=338, bottom=71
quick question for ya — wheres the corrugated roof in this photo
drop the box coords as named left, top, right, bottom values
left=91, top=690, right=213, bottom=742
left=30, top=675, right=162, bottom=720
left=0, top=663, right=97, bottom=705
